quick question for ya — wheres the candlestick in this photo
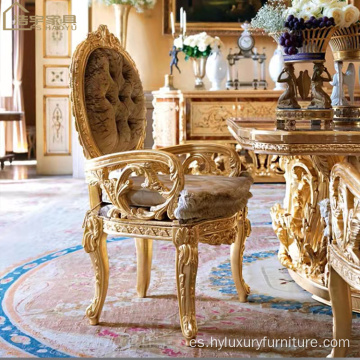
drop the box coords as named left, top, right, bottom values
left=170, top=12, right=175, bottom=35
left=180, top=7, right=183, bottom=29
left=183, top=11, right=186, bottom=35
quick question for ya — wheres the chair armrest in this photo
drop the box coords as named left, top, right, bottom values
left=330, top=159, right=360, bottom=265
left=162, top=144, right=242, bottom=177
left=85, top=150, right=184, bottom=220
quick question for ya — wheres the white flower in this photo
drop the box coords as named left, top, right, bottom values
left=342, top=4, right=359, bottom=27
left=324, top=6, right=345, bottom=26
left=173, top=36, right=183, bottom=49
left=182, top=32, right=219, bottom=52
left=313, top=0, right=341, bottom=6
left=297, top=10, right=313, bottom=20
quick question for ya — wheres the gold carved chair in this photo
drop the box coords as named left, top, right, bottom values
left=327, top=158, right=360, bottom=357
left=70, top=25, right=253, bottom=344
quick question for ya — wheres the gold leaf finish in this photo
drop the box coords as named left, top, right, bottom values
left=328, top=158, right=360, bottom=357
left=71, top=26, right=253, bottom=343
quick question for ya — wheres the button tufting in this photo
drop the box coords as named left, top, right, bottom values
left=84, top=47, right=146, bottom=155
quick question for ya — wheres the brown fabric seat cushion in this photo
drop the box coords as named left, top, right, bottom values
left=84, top=48, right=146, bottom=154
left=101, top=174, right=253, bottom=223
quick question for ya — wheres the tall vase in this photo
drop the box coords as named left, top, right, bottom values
left=269, top=44, right=286, bottom=90
left=206, top=44, right=227, bottom=91
left=113, top=4, right=132, bottom=49
left=191, top=57, right=208, bottom=89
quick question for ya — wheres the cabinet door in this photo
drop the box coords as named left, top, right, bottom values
left=152, top=100, right=178, bottom=148
left=189, top=101, right=237, bottom=139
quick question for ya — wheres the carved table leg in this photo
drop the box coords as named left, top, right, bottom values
left=135, top=238, right=153, bottom=298
left=238, top=147, right=285, bottom=182
left=173, top=227, right=198, bottom=345
left=83, top=215, right=109, bottom=325
left=231, top=208, right=251, bottom=302
left=270, top=155, right=342, bottom=297
left=328, top=264, right=352, bottom=358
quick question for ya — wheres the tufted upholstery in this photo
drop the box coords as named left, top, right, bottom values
left=101, top=174, right=253, bottom=223
left=84, top=48, right=146, bottom=154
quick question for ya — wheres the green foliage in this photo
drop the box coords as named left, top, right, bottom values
left=182, top=45, right=212, bottom=59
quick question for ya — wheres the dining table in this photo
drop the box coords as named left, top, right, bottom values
left=227, top=117, right=360, bottom=311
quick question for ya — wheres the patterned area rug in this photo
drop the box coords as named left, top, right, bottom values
left=1, top=178, right=360, bottom=358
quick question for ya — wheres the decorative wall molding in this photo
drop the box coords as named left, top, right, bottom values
left=43, top=0, right=71, bottom=58
left=44, top=95, right=71, bottom=155
left=43, top=64, right=70, bottom=88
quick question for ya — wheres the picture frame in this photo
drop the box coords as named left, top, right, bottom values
left=163, top=0, right=268, bottom=36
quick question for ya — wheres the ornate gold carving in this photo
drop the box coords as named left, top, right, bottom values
left=82, top=214, right=109, bottom=325
left=72, top=26, right=253, bottom=341
left=173, top=227, right=199, bottom=343
left=86, top=150, right=184, bottom=221
left=82, top=214, right=103, bottom=253
left=329, top=245, right=360, bottom=289
left=327, top=158, right=360, bottom=358
left=330, top=160, right=360, bottom=266
left=70, top=25, right=145, bottom=159
left=237, top=138, right=360, bottom=155
left=200, top=228, right=237, bottom=245
left=152, top=92, right=283, bottom=182
left=245, top=152, right=284, bottom=178
left=198, top=213, right=238, bottom=234
left=271, top=156, right=333, bottom=285
left=163, top=143, right=242, bottom=177
left=104, top=220, right=173, bottom=240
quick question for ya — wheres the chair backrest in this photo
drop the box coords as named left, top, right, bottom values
left=71, top=25, right=146, bottom=159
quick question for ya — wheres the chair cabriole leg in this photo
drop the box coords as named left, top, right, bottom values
left=82, top=215, right=109, bottom=325
left=230, top=209, right=251, bottom=302
left=173, top=227, right=199, bottom=346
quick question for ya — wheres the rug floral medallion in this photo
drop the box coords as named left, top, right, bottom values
left=1, top=181, right=360, bottom=358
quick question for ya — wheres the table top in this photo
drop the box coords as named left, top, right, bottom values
left=0, top=111, right=23, bottom=121
left=227, top=118, right=360, bottom=156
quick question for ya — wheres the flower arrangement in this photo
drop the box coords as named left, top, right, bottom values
left=251, top=0, right=288, bottom=33
left=101, top=0, right=156, bottom=12
left=174, top=32, right=221, bottom=59
left=285, top=0, right=359, bottom=27
left=252, top=0, right=360, bottom=57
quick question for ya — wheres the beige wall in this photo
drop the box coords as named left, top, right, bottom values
left=92, top=1, right=279, bottom=91
left=91, top=1, right=347, bottom=92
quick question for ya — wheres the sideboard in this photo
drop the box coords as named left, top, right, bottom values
left=152, top=89, right=285, bottom=182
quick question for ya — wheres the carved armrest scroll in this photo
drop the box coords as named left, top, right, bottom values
left=85, top=150, right=185, bottom=221
left=330, top=160, right=360, bottom=265
left=162, top=144, right=242, bottom=177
